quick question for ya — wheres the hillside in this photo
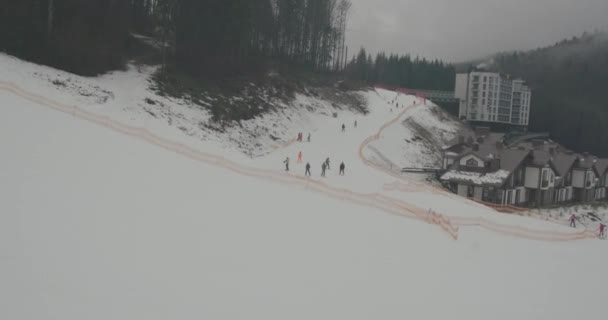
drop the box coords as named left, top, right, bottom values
left=1, top=54, right=607, bottom=320
left=490, top=32, right=608, bottom=156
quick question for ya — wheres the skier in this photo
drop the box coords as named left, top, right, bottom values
left=600, top=224, right=606, bottom=239
left=354, top=120, right=357, bottom=128
left=284, top=157, right=290, bottom=172
left=297, top=151, right=303, bottom=163
left=307, top=133, right=311, bottom=142
left=325, top=157, right=331, bottom=170
left=342, top=124, right=345, bottom=132
left=321, top=162, right=327, bottom=177
left=305, top=162, right=311, bottom=177
left=339, top=162, right=345, bottom=175
left=570, top=214, right=576, bottom=228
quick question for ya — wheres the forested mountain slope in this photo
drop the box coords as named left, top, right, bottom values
left=492, top=32, right=608, bottom=156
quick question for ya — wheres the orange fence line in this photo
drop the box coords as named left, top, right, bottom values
left=364, top=88, right=598, bottom=241
left=0, top=80, right=597, bottom=242
left=0, top=81, right=459, bottom=240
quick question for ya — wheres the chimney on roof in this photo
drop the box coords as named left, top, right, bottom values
left=473, top=143, right=480, bottom=151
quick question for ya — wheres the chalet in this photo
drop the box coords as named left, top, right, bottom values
left=551, top=152, right=578, bottom=203
left=524, top=150, right=559, bottom=207
left=572, top=154, right=600, bottom=203
left=440, top=128, right=608, bottom=208
left=441, top=143, right=530, bottom=206
left=593, top=159, right=608, bottom=200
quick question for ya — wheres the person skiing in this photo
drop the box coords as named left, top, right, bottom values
left=342, top=124, right=345, bottom=132
left=339, top=162, right=345, bottom=176
left=283, top=157, right=290, bottom=172
left=297, top=151, right=303, bottom=163
left=600, top=223, right=606, bottom=239
left=321, top=162, right=327, bottom=177
left=307, top=133, right=311, bottom=142
left=305, top=162, right=311, bottom=177
left=354, top=120, right=357, bottom=128
left=325, top=157, right=331, bottom=170
left=570, top=214, right=576, bottom=228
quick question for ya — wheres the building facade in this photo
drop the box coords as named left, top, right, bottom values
left=455, top=71, right=531, bottom=127
left=440, top=129, right=608, bottom=208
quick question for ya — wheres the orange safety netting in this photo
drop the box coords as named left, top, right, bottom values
left=0, top=80, right=597, bottom=242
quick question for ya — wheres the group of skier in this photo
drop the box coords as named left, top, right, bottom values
left=296, top=132, right=311, bottom=143
left=569, top=214, right=607, bottom=239
left=285, top=155, right=345, bottom=178
left=283, top=120, right=359, bottom=178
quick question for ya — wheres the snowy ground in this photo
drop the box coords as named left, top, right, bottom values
left=1, top=54, right=607, bottom=320
left=365, top=90, right=463, bottom=171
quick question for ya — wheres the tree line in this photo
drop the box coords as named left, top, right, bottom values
left=492, top=32, right=608, bottom=157
left=345, top=48, right=456, bottom=91
left=167, top=0, right=352, bottom=76
left=1, top=0, right=352, bottom=77
left=1, top=0, right=131, bottom=75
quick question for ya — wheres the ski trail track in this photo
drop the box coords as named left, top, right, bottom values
left=0, top=80, right=597, bottom=242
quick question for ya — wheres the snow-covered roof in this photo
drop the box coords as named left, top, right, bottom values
left=441, top=170, right=511, bottom=187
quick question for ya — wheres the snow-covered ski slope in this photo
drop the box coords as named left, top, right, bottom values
left=0, top=54, right=606, bottom=320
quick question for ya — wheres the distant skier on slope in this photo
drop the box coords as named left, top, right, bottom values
left=284, top=157, right=290, bottom=171
left=305, top=162, right=311, bottom=177
left=325, top=157, right=331, bottom=170
left=321, top=162, right=327, bottom=177
left=570, top=214, right=576, bottom=228
left=354, top=120, right=357, bottom=128
left=600, top=223, right=606, bottom=239
left=339, top=162, right=345, bottom=175
left=342, top=124, right=345, bottom=132
left=298, top=151, right=303, bottom=163
left=307, top=133, right=311, bottom=142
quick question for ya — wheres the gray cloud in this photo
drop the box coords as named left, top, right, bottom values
left=346, top=0, right=608, bottom=62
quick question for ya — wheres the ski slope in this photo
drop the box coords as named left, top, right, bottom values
left=1, top=55, right=607, bottom=320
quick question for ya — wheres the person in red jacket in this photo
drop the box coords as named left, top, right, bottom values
left=297, top=151, right=303, bottom=163
left=570, top=214, right=576, bottom=228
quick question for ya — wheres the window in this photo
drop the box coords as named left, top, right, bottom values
left=466, top=158, right=479, bottom=167
left=467, top=186, right=475, bottom=198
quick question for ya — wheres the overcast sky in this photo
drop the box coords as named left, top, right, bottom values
left=346, top=0, right=608, bottom=62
